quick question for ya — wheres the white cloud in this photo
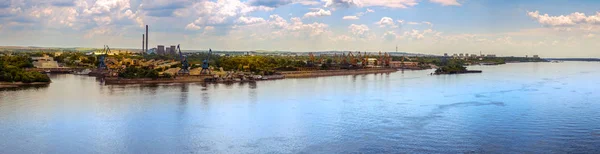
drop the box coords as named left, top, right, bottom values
left=344, top=7, right=374, bottom=19
left=85, top=26, right=111, bottom=38
left=188, top=0, right=272, bottom=26
left=343, top=16, right=359, bottom=20
left=376, top=17, right=397, bottom=28
left=237, top=16, right=267, bottom=25
left=383, top=31, right=398, bottom=40
left=429, top=0, right=461, bottom=6
left=348, top=24, right=369, bottom=37
left=303, top=9, right=331, bottom=18
left=185, top=23, right=202, bottom=30
left=323, top=0, right=362, bottom=8
left=362, top=0, right=418, bottom=8
left=423, top=21, right=433, bottom=27
left=323, top=0, right=418, bottom=9
left=402, top=29, right=439, bottom=40
left=331, top=34, right=353, bottom=42
left=527, top=11, right=600, bottom=27
left=266, top=15, right=329, bottom=37
left=294, top=0, right=322, bottom=6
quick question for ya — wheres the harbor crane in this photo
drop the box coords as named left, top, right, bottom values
left=308, top=52, right=316, bottom=67
left=98, top=45, right=110, bottom=69
left=177, top=44, right=190, bottom=75
left=384, top=52, right=391, bottom=67
left=200, top=49, right=212, bottom=75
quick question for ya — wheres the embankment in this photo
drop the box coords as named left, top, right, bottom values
left=104, top=75, right=211, bottom=84
left=0, top=82, right=50, bottom=88
left=281, top=68, right=397, bottom=78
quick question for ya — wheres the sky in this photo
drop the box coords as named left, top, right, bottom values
left=1, top=0, right=600, bottom=57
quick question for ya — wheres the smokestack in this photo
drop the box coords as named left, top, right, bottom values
left=142, top=34, right=145, bottom=54
left=145, top=25, right=149, bottom=53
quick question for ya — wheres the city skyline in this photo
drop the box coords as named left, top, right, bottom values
left=1, top=0, right=600, bottom=57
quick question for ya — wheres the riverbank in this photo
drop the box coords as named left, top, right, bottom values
left=103, top=75, right=211, bottom=85
left=102, top=68, right=398, bottom=84
left=0, top=82, right=50, bottom=89
left=434, top=70, right=482, bottom=75
left=281, top=68, right=398, bottom=78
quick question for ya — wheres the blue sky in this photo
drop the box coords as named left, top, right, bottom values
left=1, top=0, right=600, bottom=57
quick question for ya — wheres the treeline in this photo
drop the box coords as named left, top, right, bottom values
left=435, top=60, right=467, bottom=74
left=118, top=67, right=160, bottom=79
left=219, top=56, right=307, bottom=74
left=0, top=55, right=51, bottom=83
left=118, top=67, right=175, bottom=79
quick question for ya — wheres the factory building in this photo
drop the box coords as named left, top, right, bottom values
left=170, top=46, right=176, bottom=55
left=31, top=55, right=59, bottom=68
left=157, top=45, right=165, bottom=55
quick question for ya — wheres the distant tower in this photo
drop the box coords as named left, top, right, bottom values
left=145, top=25, right=149, bottom=53
left=396, top=45, right=398, bottom=52
left=142, top=34, right=145, bottom=54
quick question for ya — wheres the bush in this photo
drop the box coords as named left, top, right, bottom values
left=118, top=67, right=160, bottom=79
left=0, top=56, right=50, bottom=83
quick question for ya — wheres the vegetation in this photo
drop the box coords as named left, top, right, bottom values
left=118, top=67, right=160, bottom=79
left=435, top=64, right=467, bottom=74
left=0, top=55, right=51, bottom=83
left=219, top=56, right=306, bottom=74
left=435, top=59, right=467, bottom=74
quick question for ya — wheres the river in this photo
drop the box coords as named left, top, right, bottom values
left=1, top=62, right=599, bottom=153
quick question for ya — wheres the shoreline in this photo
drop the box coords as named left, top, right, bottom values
left=434, top=70, right=482, bottom=75
left=103, top=75, right=212, bottom=85
left=0, top=82, right=51, bottom=88
left=102, top=68, right=398, bottom=85
left=282, top=68, right=398, bottom=78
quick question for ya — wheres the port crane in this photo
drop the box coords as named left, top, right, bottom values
left=356, top=51, right=365, bottom=67
left=200, top=49, right=212, bottom=75
left=98, top=45, right=110, bottom=69
left=384, top=52, right=391, bottom=67
left=308, top=52, right=316, bottom=67
left=177, top=44, right=190, bottom=75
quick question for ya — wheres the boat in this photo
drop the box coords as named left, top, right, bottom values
left=74, top=69, right=92, bottom=75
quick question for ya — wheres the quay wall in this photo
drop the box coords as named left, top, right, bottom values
left=0, top=82, right=50, bottom=88
left=282, top=68, right=397, bottom=78
left=26, top=68, right=86, bottom=73
left=104, top=75, right=211, bottom=84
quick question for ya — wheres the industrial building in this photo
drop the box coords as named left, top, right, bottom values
left=157, top=45, right=165, bottom=55
left=170, top=46, right=176, bottom=55
left=31, top=55, right=59, bottom=68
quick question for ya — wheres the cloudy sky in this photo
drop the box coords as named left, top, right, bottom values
left=1, top=0, right=600, bottom=57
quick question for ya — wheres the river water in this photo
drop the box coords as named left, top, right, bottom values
left=1, top=62, right=599, bottom=153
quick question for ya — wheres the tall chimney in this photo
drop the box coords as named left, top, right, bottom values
left=145, top=25, right=149, bottom=53
left=142, top=34, right=145, bottom=54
